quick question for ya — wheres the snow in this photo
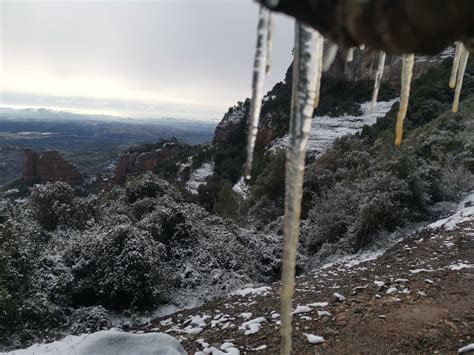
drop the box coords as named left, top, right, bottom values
left=186, top=162, right=214, bottom=194
left=292, top=305, right=312, bottom=314
left=374, top=280, right=385, bottom=287
left=386, top=287, right=397, bottom=295
left=4, top=330, right=186, bottom=355
left=448, top=262, right=474, bottom=271
left=317, top=311, right=332, bottom=317
left=307, top=302, right=328, bottom=308
left=270, top=99, right=397, bottom=155
left=230, top=286, right=271, bottom=297
left=304, top=334, right=325, bottom=345
left=239, top=317, right=266, bottom=336
left=232, top=177, right=249, bottom=199
left=459, top=343, right=474, bottom=353
left=333, top=292, right=346, bottom=301
left=427, top=192, right=474, bottom=230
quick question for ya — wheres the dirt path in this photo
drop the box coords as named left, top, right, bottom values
left=137, top=219, right=474, bottom=354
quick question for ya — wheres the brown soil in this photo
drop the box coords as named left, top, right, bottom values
left=138, top=220, right=474, bottom=354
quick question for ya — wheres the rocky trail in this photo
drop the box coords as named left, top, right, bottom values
left=136, top=197, right=474, bottom=354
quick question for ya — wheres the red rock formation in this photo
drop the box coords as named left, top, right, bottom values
left=110, top=142, right=181, bottom=184
left=22, top=149, right=83, bottom=185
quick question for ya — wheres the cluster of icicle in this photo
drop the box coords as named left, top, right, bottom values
left=244, top=7, right=470, bottom=355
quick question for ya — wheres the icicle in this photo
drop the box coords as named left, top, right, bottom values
left=452, top=43, right=470, bottom=113
left=244, top=6, right=271, bottom=180
left=322, top=42, right=339, bottom=72
left=314, top=33, right=324, bottom=108
left=280, top=22, right=322, bottom=355
left=346, top=47, right=355, bottom=62
left=395, top=54, right=415, bottom=147
left=370, top=51, right=386, bottom=113
left=449, top=42, right=463, bottom=89
left=266, top=13, right=274, bottom=74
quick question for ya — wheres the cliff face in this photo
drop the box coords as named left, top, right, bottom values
left=327, top=46, right=454, bottom=89
left=213, top=47, right=453, bottom=147
left=110, top=141, right=183, bottom=184
left=22, top=149, right=82, bottom=185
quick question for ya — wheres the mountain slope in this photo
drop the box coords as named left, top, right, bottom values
left=140, top=195, right=474, bottom=354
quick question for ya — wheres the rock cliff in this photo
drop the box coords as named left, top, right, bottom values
left=110, top=141, right=184, bottom=184
left=22, top=149, right=82, bottom=185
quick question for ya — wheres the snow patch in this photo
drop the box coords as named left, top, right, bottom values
left=304, top=334, right=325, bottom=345
left=270, top=99, right=397, bottom=155
left=5, top=330, right=186, bottom=355
left=231, top=286, right=271, bottom=297
left=232, top=177, right=249, bottom=199
left=427, top=192, right=474, bottom=230
left=186, top=162, right=214, bottom=194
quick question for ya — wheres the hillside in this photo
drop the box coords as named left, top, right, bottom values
left=139, top=195, right=474, bottom=354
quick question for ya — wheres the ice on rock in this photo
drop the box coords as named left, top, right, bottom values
left=5, top=330, right=186, bottom=355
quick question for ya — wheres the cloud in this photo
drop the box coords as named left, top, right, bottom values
left=0, top=0, right=293, bottom=120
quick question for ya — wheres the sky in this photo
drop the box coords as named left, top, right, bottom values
left=0, top=0, right=294, bottom=121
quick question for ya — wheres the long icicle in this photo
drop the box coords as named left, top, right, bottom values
left=266, top=13, right=274, bottom=74
left=322, top=42, right=339, bottom=72
left=346, top=47, right=355, bottom=62
left=280, top=22, right=323, bottom=355
left=452, top=44, right=470, bottom=113
left=449, top=42, right=463, bottom=89
left=244, top=7, right=271, bottom=180
left=314, top=32, right=324, bottom=108
left=370, top=51, right=387, bottom=113
left=395, top=54, right=415, bottom=147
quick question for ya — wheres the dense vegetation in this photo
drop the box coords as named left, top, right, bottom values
left=0, top=174, right=280, bottom=349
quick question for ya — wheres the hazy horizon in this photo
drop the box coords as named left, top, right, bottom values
left=0, top=0, right=293, bottom=122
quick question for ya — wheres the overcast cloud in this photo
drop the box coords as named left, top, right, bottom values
left=0, top=0, right=293, bottom=121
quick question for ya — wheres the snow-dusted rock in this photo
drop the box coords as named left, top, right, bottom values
left=304, top=334, right=325, bottom=345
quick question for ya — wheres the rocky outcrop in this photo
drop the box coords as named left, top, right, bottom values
left=327, top=46, right=455, bottom=89
left=212, top=47, right=453, bottom=147
left=110, top=141, right=182, bottom=184
left=22, top=149, right=82, bottom=185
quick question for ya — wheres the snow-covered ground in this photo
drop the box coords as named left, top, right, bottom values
left=3, top=330, right=186, bottom=355
left=232, top=177, right=249, bottom=199
left=427, top=192, right=474, bottom=231
left=185, top=162, right=214, bottom=194
left=270, top=99, right=398, bottom=155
